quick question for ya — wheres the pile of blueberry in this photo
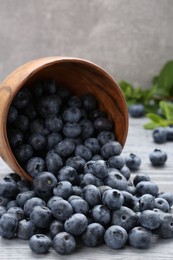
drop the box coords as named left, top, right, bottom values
left=0, top=79, right=172, bottom=255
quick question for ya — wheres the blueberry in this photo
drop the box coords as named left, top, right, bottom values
left=84, top=138, right=101, bottom=154
left=14, top=144, right=33, bottom=162
left=29, top=234, right=51, bottom=254
left=37, top=94, right=62, bottom=118
left=13, top=88, right=31, bottom=109
left=16, top=191, right=35, bottom=208
left=49, top=220, right=64, bottom=238
left=133, top=173, right=151, bottom=186
left=101, top=141, right=122, bottom=159
left=0, top=212, right=18, bottom=239
left=50, top=198, right=73, bottom=221
left=129, top=226, right=152, bottom=248
left=94, top=117, right=113, bottom=132
left=5, top=173, right=21, bottom=182
left=55, top=139, right=75, bottom=157
left=63, top=122, right=81, bottom=138
left=30, top=119, right=50, bottom=135
left=29, top=133, right=46, bottom=151
left=157, top=192, right=173, bottom=207
left=136, top=181, right=159, bottom=196
left=82, top=93, right=98, bottom=112
left=0, top=177, right=19, bottom=198
left=47, top=195, right=63, bottom=209
left=92, top=205, right=111, bottom=226
left=72, top=186, right=83, bottom=196
left=8, top=129, right=24, bottom=148
left=14, top=115, right=29, bottom=132
left=80, top=119, right=95, bottom=139
left=45, top=115, right=63, bottom=133
left=108, top=155, right=125, bottom=170
left=33, top=172, right=57, bottom=200
left=82, top=223, right=105, bottom=247
left=57, top=166, right=78, bottom=185
left=80, top=173, right=103, bottom=187
left=89, top=110, right=107, bottom=121
left=0, top=206, right=6, bottom=217
left=166, top=125, right=173, bottom=141
left=17, top=219, right=36, bottom=240
left=84, top=160, right=108, bottom=179
left=32, top=81, right=44, bottom=97
left=128, top=104, right=145, bottom=118
left=68, top=96, right=82, bottom=108
left=4, top=199, right=18, bottom=210
left=157, top=213, right=173, bottom=238
left=17, top=179, right=32, bottom=193
left=92, top=154, right=103, bottom=161
left=0, top=197, right=10, bottom=207
left=75, top=144, right=92, bottom=161
left=152, top=127, right=167, bottom=143
left=120, top=165, right=131, bottom=180
left=154, top=198, right=170, bottom=212
left=53, top=181, right=73, bottom=200
left=139, top=210, right=161, bottom=230
left=47, top=132, right=63, bottom=150
left=82, top=184, right=101, bottom=208
left=69, top=197, right=89, bottom=215
left=104, top=225, right=128, bottom=249
left=125, top=153, right=141, bottom=171
left=7, top=106, right=18, bottom=124
left=66, top=156, right=86, bottom=173
left=64, top=213, right=88, bottom=235
left=121, top=191, right=138, bottom=209
left=46, top=150, right=63, bottom=174
left=43, top=78, right=57, bottom=94
left=23, top=102, right=37, bottom=120
left=53, top=232, right=76, bottom=255
left=97, top=131, right=115, bottom=146
left=102, top=189, right=124, bottom=210
left=24, top=197, right=46, bottom=217
left=98, top=185, right=112, bottom=196
left=149, top=149, right=167, bottom=166
left=139, top=194, right=155, bottom=211
left=7, top=206, right=24, bottom=221
left=26, top=157, right=45, bottom=177
left=62, top=107, right=81, bottom=123
left=104, top=170, right=128, bottom=190
left=30, top=205, right=52, bottom=228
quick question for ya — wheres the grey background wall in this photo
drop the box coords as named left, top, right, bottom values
left=0, top=0, right=173, bottom=87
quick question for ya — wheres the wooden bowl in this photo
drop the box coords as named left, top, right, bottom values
left=0, top=56, right=128, bottom=181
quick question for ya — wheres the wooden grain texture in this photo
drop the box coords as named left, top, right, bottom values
left=0, top=117, right=173, bottom=259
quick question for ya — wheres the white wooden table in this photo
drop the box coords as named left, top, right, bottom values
left=0, top=117, right=173, bottom=260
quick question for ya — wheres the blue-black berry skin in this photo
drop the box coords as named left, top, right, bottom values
left=17, top=179, right=32, bottom=193
left=29, top=234, right=52, bottom=254
left=157, top=192, right=173, bottom=207
left=84, top=138, right=101, bottom=154
left=149, top=149, right=167, bottom=166
left=120, top=165, right=131, bottom=180
left=14, top=144, right=33, bottom=163
left=29, top=133, right=46, bottom=151
left=80, top=173, right=103, bottom=188
left=13, top=88, right=31, bottom=109
left=104, top=225, right=128, bottom=249
left=157, top=213, right=173, bottom=238
left=133, top=173, right=151, bottom=187
left=53, top=232, right=76, bottom=255
left=57, top=166, right=78, bottom=185
left=136, top=181, right=159, bottom=196
left=37, top=95, right=62, bottom=118
left=94, top=117, right=113, bottom=132
left=6, top=200, right=18, bottom=210
left=24, top=197, right=46, bottom=217
left=30, top=205, right=52, bottom=228
left=69, top=197, right=89, bottom=215
left=55, top=139, right=75, bottom=157
left=7, top=207, right=24, bottom=221
left=8, top=129, right=24, bottom=148
left=125, top=153, right=141, bottom=171
left=0, top=177, right=19, bottom=198
left=68, top=96, right=82, bottom=108
left=108, top=155, right=125, bottom=170
left=82, top=93, right=98, bottom=112
left=75, top=144, right=92, bottom=161
left=62, top=107, right=81, bottom=123
left=0, top=212, right=18, bottom=239
left=84, top=160, right=108, bottom=179
left=45, top=151, right=63, bottom=174
left=129, top=226, right=152, bottom=249
left=82, top=185, right=101, bottom=208
left=152, top=127, right=167, bottom=144
left=5, top=173, right=21, bottom=183
left=154, top=198, right=170, bottom=212
left=0, top=206, right=6, bottom=217
left=139, top=194, right=155, bottom=211
left=16, top=191, right=35, bottom=208
left=7, top=106, right=18, bottom=124
left=82, top=223, right=105, bottom=247
left=104, top=170, right=128, bottom=190
left=45, top=115, right=63, bottom=132
left=102, top=189, right=124, bottom=210
left=91, top=205, right=111, bottom=226
left=66, top=156, right=86, bottom=173
left=128, top=104, right=145, bottom=118
left=53, top=181, right=73, bottom=200
left=26, top=157, right=45, bottom=177
left=63, top=123, right=81, bottom=138
left=14, top=115, right=29, bottom=132
left=30, top=119, right=50, bottom=136
left=166, top=125, right=173, bottom=141
left=64, top=213, right=88, bottom=236
left=17, top=219, right=36, bottom=240
left=80, top=119, right=95, bottom=139
left=139, top=210, right=161, bottom=230
left=49, top=220, right=64, bottom=238
left=97, top=131, right=115, bottom=146
left=50, top=198, right=73, bottom=221
left=101, top=141, right=122, bottom=159
left=47, top=132, right=63, bottom=150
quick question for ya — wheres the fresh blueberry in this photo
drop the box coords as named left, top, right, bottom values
left=157, top=213, right=173, bottom=238
left=57, top=166, right=78, bottom=185
left=82, top=93, right=98, bottom=112
left=0, top=177, right=19, bottom=198
left=42, top=78, right=57, bottom=94
left=102, top=189, right=124, bottom=210
left=29, top=133, right=46, bottom=151
left=32, top=81, right=44, bottom=97
left=104, top=225, right=128, bottom=249
left=53, top=232, right=76, bottom=255
left=0, top=206, right=6, bottom=217
left=66, top=156, right=86, bottom=173
left=69, top=197, right=89, bottom=215
left=33, top=172, right=57, bottom=200
left=30, top=119, right=50, bottom=135
left=97, top=131, right=115, bottom=146
left=16, top=190, right=35, bottom=208
left=94, top=117, right=113, bottom=132
left=17, top=179, right=32, bottom=193
left=125, top=153, right=141, bottom=171
left=82, top=223, right=105, bottom=247
left=120, top=165, right=131, bottom=180
left=24, top=197, right=46, bottom=217
left=72, top=186, right=83, bottom=196
left=50, top=198, right=73, bottom=221
left=129, top=226, right=152, bottom=248
left=0, top=197, right=10, bottom=207
left=84, top=138, right=101, bottom=154
left=80, top=119, right=95, bottom=139
left=92, top=154, right=103, bottom=161
left=47, top=133, right=63, bottom=150
left=84, top=160, right=108, bottom=179
left=30, top=205, right=52, bottom=228
left=121, top=191, right=138, bottom=209
left=80, top=173, right=103, bottom=187
left=108, top=155, right=125, bottom=170
left=91, top=205, right=111, bottom=226
left=104, top=169, right=128, bottom=190
left=7, top=106, right=18, bottom=124
left=14, top=115, right=29, bottom=132
left=53, top=181, right=73, bottom=200
left=154, top=198, right=170, bottom=212
left=46, top=150, right=63, bottom=174
left=101, top=141, right=122, bottom=159
left=139, top=210, right=161, bottom=230
left=133, top=173, right=151, bottom=186
left=37, top=94, right=62, bottom=118
left=17, top=219, right=36, bottom=240
left=157, top=192, right=173, bottom=207
left=7, top=206, right=24, bottom=221
left=139, top=194, right=155, bottom=211
left=45, top=115, right=63, bottom=133
left=68, top=96, right=82, bottom=108
left=128, top=104, right=145, bottom=118
left=6, top=200, right=19, bottom=210
left=64, top=213, right=88, bottom=236
left=49, top=220, right=64, bottom=238
left=29, top=234, right=52, bottom=254
left=55, top=139, right=75, bottom=157
left=14, top=144, right=33, bottom=162
left=13, top=88, right=31, bottom=109
left=112, top=206, right=138, bottom=231
left=166, top=125, right=173, bottom=141
left=149, top=149, right=167, bottom=166
left=8, top=129, right=23, bottom=148
left=63, top=122, right=81, bottom=138
left=5, top=173, right=21, bottom=182
left=0, top=212, right=18, bottom=239
left=26, top=157, right=45, bottom=177
left=23, top=102, right=37, bottom=120
left=136, top=181, right=159, bottom=196
left=98, top=185, right=112, bottom=196
left=62, top=107, right=81, bottom=123
left=82, top=184, right=101, bottom=208
left=152, top=127, right=167, bottom=143
left=75, top=144, right=92, bottom=161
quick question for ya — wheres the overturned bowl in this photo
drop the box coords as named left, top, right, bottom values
left=0, top=56, right=128, bottom=181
